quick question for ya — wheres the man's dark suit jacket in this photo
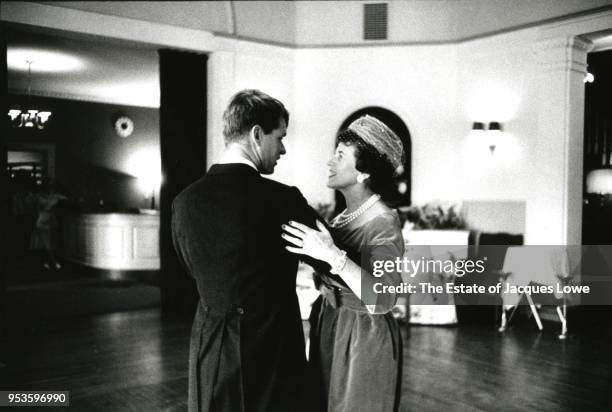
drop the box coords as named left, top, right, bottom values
left=171, top=163, right=319, bottom=412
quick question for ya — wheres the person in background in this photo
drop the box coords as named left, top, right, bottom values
left=29, top=178, right=67, bottom=270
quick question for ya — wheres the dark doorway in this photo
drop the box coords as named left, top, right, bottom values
left=335, top=107, right=412, bottom=214
left=583, top=49, right=612, bottom=245
left=581, top=48, right=612, bottom=334
left=1, top=22, right=9, bottom=341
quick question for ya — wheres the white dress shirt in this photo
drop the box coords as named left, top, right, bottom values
left=217, top=151, right=258, bottom=172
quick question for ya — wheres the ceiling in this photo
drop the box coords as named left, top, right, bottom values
left=7, top=28, right=160, bottom=108
left=5, top=18, right=612, bottom=109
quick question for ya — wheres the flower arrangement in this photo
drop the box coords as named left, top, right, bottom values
left=400, top=201, right=466, bottom=230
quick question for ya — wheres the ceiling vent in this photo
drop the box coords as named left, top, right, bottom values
left=364, top=3, right=388, bottom=40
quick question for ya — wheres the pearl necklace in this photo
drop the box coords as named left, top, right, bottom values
left=330, top=194, right=381, bottom=228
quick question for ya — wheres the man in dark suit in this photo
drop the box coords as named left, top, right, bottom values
left=172, top=89, right=319, bottom=412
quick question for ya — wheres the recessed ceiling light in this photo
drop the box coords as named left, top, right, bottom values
left=8, top=48, right=85, bottom=72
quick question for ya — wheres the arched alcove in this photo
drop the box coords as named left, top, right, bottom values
left=334, top=107, right=412, bottom=213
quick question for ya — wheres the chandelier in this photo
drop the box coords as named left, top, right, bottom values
left=7, top=60, right=52, bottom=129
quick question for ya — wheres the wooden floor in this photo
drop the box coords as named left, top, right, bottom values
left=1, top=310, right=190, bottom=411
left=403, top=323, right=612, bottom=412
left=2, top=308, right=612, bottom=411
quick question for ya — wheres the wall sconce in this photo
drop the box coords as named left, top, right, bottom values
left=472, top=121, right=504, bottom=154
left=472, top=122, right=485, bottom=132
left=488, top=121, right=502, bottom=132
left=487, top=122, right=503, bottom=154
left=586, top=168, right=612, bottom=195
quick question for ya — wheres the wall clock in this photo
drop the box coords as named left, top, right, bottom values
left=114, top=116, right=134, bottom=138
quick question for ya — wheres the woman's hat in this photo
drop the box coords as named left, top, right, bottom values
left=348, top=115, right=404, bottom=174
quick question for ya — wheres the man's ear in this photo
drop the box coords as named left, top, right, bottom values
left=250, top=125, right=263, bottom=144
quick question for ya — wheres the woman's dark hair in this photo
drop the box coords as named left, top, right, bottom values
left=337, top=129, right=396, bottom=199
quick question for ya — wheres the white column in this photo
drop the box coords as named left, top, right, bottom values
left=206, top=50, right=236, bottom=168
left=526, top=36, right=592, bottom=245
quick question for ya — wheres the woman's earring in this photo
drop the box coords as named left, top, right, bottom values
left=356, top=173, right=369, bottom=183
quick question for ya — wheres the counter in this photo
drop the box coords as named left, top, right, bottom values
left=63, top=213, right=160, bottom=270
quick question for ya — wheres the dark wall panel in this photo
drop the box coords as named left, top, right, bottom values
left=158, top=50, right=207, bottom=317
left=1, top=23, right=9, bottom=343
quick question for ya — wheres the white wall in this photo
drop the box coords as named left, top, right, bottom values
left=292, top=44, right=458, bottom=205
left=455, top=29, right=538, bottom=202
left=289, top=30, right=536, bottom=211
left=463, top=200, right=526, bottom=234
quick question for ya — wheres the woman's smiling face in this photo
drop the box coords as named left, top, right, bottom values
left=327, top=142, right=360, bottom=190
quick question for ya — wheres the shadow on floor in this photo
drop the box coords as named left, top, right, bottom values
left=4, top=255, right=161, bottom=323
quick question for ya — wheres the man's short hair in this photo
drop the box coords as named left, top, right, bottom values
left=222, top=89, right=289, bottom=143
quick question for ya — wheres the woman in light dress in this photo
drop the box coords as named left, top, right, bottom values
left=30, top=178, right=67, bottom=270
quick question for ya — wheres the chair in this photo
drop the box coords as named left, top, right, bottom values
left=455, top=232, right=523, bottom=325
left=498, top=246, right=576, bottom=339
